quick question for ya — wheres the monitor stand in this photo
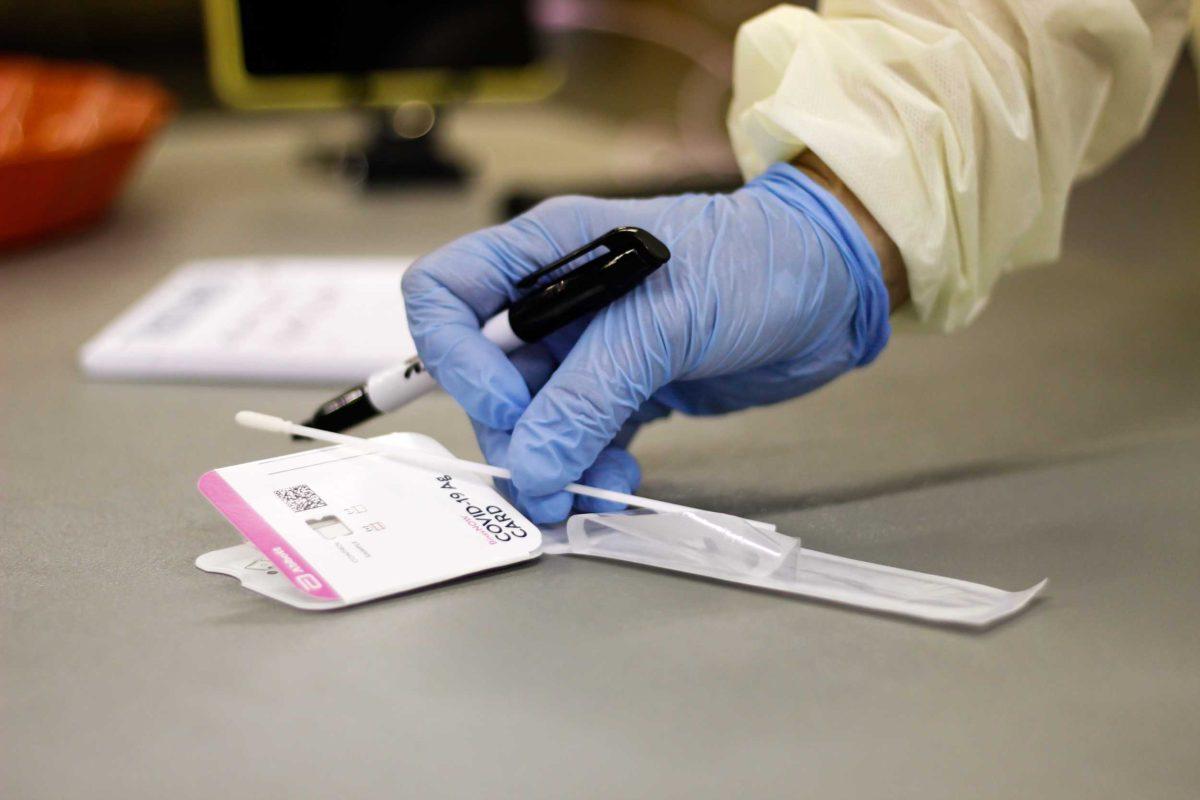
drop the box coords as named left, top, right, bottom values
left=339, top=107, right=465, bottom=189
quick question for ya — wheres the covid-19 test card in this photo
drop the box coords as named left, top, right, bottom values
left=196, top=433, right=541, bottom=609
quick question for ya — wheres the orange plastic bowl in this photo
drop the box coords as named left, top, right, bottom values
left=0, top=58, right=173, bottom=251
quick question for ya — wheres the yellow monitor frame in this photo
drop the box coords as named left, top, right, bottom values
left=203, top=0, right=561, bottom=109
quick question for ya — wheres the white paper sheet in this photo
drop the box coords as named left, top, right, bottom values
left=80, top=257, right=414, bottom=384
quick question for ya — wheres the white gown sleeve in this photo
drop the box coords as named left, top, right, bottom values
left=727, top=1, right=1193, bottom=331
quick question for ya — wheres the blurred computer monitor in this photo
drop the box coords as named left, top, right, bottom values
left=203, top=1, right=558, bottom=185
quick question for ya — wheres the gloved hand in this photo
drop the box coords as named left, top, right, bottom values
left=402, top=163, right=891, bottom=523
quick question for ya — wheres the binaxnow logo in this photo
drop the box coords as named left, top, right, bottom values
left=435, top=475, right=530, bottom=542
left=271, top=545, right=323, bottom=591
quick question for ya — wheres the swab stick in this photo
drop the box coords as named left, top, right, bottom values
left=235, top=410, right=738, bottom=518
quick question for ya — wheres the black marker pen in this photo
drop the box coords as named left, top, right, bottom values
left=300, top=227, right=670, bottom=434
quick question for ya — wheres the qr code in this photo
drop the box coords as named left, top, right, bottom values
left=274, top=484, right=326, bottom=513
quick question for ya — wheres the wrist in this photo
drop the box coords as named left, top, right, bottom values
left=745, top=162, right=892, bottom=369
left=791, top=150, right=909, bottom=313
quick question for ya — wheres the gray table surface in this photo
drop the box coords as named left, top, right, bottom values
left=3, top=68, right=1199, bottom=799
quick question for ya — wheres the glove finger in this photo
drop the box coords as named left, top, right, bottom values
left=516, top=443, right=641, bottom=522
left=404, top=266, right=529, bottom=430
left=471, top=417, right=575, bottom=523
left=508, top=303, right=674, bottom=497
left=510, top=340, right=667, bottom=478
left=540, top=316, right=592, bottom=362
left=573, top=447, right=642, bottom=514
left=468, top=331, right=588, bottom=524
left=508, top=342, right=558, bottom=395
left=430, top=330, right=533, bottom=430
left=515, top=488, right=575, bottom=525
left=402, top=207, right=601, bottom=430
left=489, top=359, right=663, bottom=521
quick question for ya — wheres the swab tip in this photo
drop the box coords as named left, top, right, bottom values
left=235, top=410, right=293, bottom=434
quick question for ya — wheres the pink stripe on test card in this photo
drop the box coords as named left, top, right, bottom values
left=197, top=471, right=340, bottom=601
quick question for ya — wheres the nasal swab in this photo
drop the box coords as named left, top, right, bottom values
left=235, top=411, right=720, bottom=518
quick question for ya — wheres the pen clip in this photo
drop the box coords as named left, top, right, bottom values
left=516, top=229, right=626, bottom=290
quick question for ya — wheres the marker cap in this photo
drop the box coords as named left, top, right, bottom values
left=508, top=227, right=670, bottom=342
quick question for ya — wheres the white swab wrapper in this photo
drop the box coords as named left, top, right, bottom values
left=543, top=510, right=1046, bottom=627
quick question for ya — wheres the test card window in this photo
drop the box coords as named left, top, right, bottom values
left=306, top=515, right=352, bottom=540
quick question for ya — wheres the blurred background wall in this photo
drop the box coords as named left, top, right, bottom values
left=0, top=0, right=792, bottom=119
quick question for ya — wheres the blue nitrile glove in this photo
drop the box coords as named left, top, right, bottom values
left=402, top=163, right=891, bottom=523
